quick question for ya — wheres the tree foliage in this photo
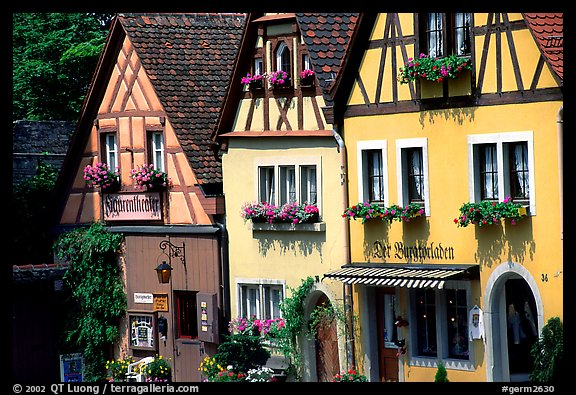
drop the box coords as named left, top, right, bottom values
left=54, top=222, right=126, bottom=381
left=12, top=13, right=113, bottom=121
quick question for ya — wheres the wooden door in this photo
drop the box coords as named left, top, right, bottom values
left=314, top=295, right=340, bottom=382
left=376, top=287, right=399, bottom=382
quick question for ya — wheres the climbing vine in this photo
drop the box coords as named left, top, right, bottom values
left=272, top=276, right=315, bottom=379
left=54, top=222, right=126, bottom=381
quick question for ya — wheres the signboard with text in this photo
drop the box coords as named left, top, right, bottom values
left=103, top=192, right=162, bottom=221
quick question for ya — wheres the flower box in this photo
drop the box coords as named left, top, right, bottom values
left=241, top=73, right=264, bottom=91
left=241, top=201, right=320, bottom=225
left=399, top=54, right=472, bottom=85
left=84, top=162, right=120, bottom=191
left=299, top=69, right=315, bottom=87
left=131, top=164, right=172, bottom=191
left=343, top=202, right=424, bottom=224
left=268, top=70, right=291, bottom=89
left=454, top=197, right=528, bottom=227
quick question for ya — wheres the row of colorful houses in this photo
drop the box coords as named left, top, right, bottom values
left=13, top=12, right=563, bottom=382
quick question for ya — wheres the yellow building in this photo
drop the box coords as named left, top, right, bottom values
left=214, top=13, right=360, bottom=381
left=323, top=13, right=563, bottom=382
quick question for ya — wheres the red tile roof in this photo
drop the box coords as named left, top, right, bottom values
left=296, top=14, right=359, bottom=104
left=523, top=13, right=563, bottom=83
left=118, top=13, right=246, bottom=185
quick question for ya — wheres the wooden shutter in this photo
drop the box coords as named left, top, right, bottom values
left=196, top=293, right=219, bottom=343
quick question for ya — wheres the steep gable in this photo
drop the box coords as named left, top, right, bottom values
left=118, top=13, right=246, bottom=185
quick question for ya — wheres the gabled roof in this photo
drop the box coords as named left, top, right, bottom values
left=295, top=13, right=359, bottom=106
left=118, top=13, right=246, bottom=185
left=523, top=13, right=563, bottom=84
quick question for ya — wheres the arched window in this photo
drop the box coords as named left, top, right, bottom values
left=276, top=41, right=291, bottom=73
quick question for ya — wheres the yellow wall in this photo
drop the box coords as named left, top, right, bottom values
left=343, top=12, right=562, bottom=382
left=222, top=137, right=348, bottom=310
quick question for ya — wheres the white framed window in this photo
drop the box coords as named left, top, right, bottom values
left=467, top=131, right=535, bottom=214
left=149, top=131, right=165, bottom=172
left=357, top=140, right=388, bottom=205
left=408, top=281, right=475, bottom=371
left=302, top=53, right=311, bottom=71
left=103, top=133, right=118, bottom=171
left=237, top=279, right=285, bottom=320
left=396, top=138, right=430, bottom=215
left=255, top=156, right=322, bottom=211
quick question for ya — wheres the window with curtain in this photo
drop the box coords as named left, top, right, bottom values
left=508, top=142, right=529, bottom=203
left=425, top=13, right=444, bottom=58
left=300, top=165, right=317, bottom=204
left=239, top=283, right=284, bottom=320
left=279, top=166, right=296, bottom=205
left=479, top=144, right=498, bottom=200
left=366, top=150, right=385, bottom=203
left=259, top=166, right=275, bottom=204
left=454, top=12, right=472, bottom=56
left=407, top=147, right=425, bottom=204
left=103, top=133, right=118, bottom=171
left=421, top=13, right=472, bottom=57
left=149, top=131, right=165, bottom=172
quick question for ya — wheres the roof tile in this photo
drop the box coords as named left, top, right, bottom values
left=523, top=13, right=563, bottom=81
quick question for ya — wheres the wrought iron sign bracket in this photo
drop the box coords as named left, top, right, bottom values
left=159, top=240, right=186, bottom=267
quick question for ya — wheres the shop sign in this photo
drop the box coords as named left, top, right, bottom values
left=103, top=192, right=162, bottom=221
left=371, top=240, right=455, bottom=263
left=134, top=293, right=153, bottom=304
left=153, top=293, right=169, bottom=312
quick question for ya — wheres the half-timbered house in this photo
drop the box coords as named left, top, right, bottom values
left=324, top=12, right=563, bottom=382
left=52, top=13, right=246, bottom=381
left=213, top=13, right=358, bottom=381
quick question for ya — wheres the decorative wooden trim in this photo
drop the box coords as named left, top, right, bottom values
left=107, top=44, right=134, bottom=113
left=530, top=55, right=546, bottom=91
left=502, top=13, right=524, bottom=92
left=96, top=110, right=166, bottom=119
left=476, top=13, right=494, bottom=95
left=274, top=96, right=293, bottom=130
left=310, top=96, right=325, bottom=130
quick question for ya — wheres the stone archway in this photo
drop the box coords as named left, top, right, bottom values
left=484, top=262, right=544, bottom=382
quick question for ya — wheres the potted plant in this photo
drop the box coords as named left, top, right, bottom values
left=83, top=162, right=120, bottom=192
left=131, top=164, right=172, bottom=191
left=399, top=53, right=472, bottom=84
left=299, top=68, right=315, bottom=87
left=241, top=72, right=264, bottom=90
left=241, top=201, right=320, bottom=224
left=454, top=196, right=527, bottom=227
left=269, top=70, right=290, bottom=89
left=241, top=202, right=279, bottom=223
left=397, top=203, right=425, bottom=222
left=105, top=356, right=134, bottom=382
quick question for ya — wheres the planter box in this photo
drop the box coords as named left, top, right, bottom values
left=249, top=222, right=325, bottom=232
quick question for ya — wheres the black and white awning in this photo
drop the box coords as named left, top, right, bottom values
left=323, top=264, right=479, bottom=289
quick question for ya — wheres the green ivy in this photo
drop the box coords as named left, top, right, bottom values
left=274, top=276, right=315, bottom=379
left=54, top=222, right=126, bottom=381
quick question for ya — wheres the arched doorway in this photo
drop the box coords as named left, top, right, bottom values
left=313, top=294, right=340, bottom=382
left=505, top=278, right=538, bottom=381
left=484, top=263, right=543, bottom=382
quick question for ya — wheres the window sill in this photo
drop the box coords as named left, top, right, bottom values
left=249, top=222, right=326, bottom=232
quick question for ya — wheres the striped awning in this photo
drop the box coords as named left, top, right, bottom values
left=323, top=264, right=478, bottom=289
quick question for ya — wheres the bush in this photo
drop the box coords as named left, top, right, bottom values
left=530, top=317, right=563, bottom=383
left=434, top=361, right=449, bottom=382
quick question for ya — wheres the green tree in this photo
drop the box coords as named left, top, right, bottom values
left=434, top=361, right=449, bottom=382
left=12, top=13, right=113, bottom=121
